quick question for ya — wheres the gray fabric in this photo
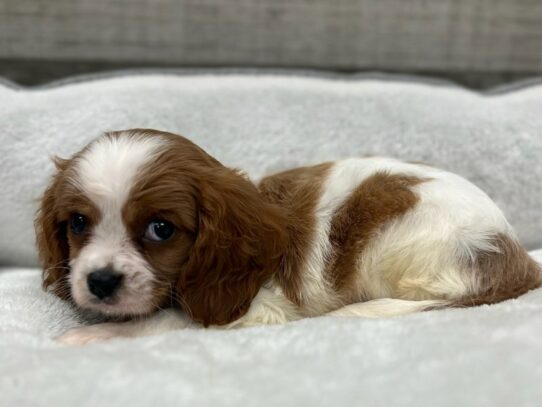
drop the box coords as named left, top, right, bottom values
left=1, top=247, right=542, bottom=406
left=1, top=0, right=541, bottom=73
left=0, top=72, right=541, bottom=266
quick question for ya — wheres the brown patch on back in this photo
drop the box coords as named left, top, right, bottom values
left=325, top=172, right=427, bottom=298
left=258, top=163, right=332, bottom=305
left=458, top=234, right=542, bottom=306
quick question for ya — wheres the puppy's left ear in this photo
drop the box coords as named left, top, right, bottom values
left=177, top=167, right=286, bottom=327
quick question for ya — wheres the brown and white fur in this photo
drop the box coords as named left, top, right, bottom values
left=35, top=129, right=541, bottom=345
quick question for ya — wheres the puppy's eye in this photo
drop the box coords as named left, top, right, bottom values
left=70, top=213, right=87, bottom=235
left=144, top=219, right=175, bottom=241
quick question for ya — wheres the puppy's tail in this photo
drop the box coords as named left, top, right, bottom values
left=326, top=298, right=450, bottom=319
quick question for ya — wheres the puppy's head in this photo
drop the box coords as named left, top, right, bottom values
left=36, top=129, right=285, bottom=326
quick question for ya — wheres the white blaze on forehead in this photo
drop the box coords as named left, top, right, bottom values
left=74, top=132, right=168, bottom=205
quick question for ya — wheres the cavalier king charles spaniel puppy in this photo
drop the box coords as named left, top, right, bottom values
left=36, top=129, right=541, bottom=344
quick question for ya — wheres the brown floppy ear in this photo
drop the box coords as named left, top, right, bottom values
left=35, top=157, right=71, bottom=299
left=177, top=167, right=286, bottom=327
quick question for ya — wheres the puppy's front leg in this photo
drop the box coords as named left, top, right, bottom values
left=58, top=288, right=299, bottom=344
left=57, top=308, right=191, bottom=345
left=222, top=287, right=302, bottom=329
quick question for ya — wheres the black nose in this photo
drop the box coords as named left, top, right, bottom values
left=87, top=268, right=123, bottom=299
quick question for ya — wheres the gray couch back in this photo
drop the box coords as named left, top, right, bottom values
left=1, top=0, right=541, bottom=87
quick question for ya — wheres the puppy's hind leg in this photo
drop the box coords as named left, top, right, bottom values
left=326, top=298, right=450, bottom=319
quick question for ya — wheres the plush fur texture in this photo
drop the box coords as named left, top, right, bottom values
left=1, top=73, right=542, bottom=268
left=35, top=129, right=540, bottom=341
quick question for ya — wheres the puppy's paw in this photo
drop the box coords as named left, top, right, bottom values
left=56, top=323, right=123, bottom=345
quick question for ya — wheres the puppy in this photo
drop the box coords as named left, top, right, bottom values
left=36, top=129, right=541, bottom=344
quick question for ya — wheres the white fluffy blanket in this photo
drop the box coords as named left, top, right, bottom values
left=1, top=250, right=541, bottom=406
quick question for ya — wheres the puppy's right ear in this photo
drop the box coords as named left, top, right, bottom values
left=35, top=156, right=71, bottom=299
